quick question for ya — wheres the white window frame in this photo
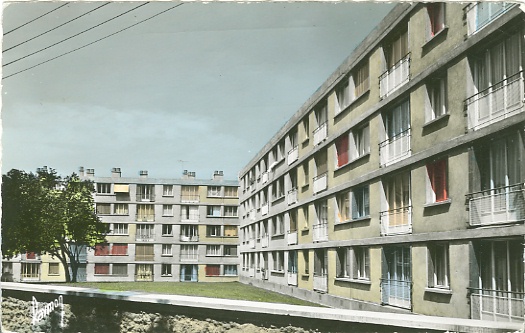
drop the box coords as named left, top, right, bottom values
left=163, top=185, right=173, bottom=197
left=206, top=245, right=222, bottom=256
left=112, top=223, right=128, bottom=235
left=427, top=243, right=450, bottom=290
left=207, top=186, right=222, bottom=197
left=161, top=224, right=173, bottom=236
left=114, top=203, right=129, bottom=215
left=161, top=264, right=172, bottom=276
left=161, top=244, right=172, bottom=256
left=163, top=204, right=173, bottom=216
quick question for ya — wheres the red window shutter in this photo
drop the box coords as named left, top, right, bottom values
left=427, top=4, right=436, bottom=36
left=94, top=264, right=109, bottom=275
left=428, top=159, right=448, bottom=202
left=26, top=252, right=36, bottom=259
left=111, top=244, right=128, bottom=256
left=336, top=135, right=349, bottom=167
left=206, top=265, right=220, bottom=276
left=95, top=243, right=109, bottom=256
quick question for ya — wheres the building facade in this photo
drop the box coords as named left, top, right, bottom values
left=3, top=168, right=240, bottom=283
left=238, top=2, right=525, bottom=322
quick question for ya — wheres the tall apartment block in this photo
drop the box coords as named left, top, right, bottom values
left=2, top=168, right=240, bottom=283
left=238, top=2, right=525, bottom=322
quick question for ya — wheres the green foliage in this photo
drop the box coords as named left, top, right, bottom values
left=2, top=167, right=108, bottom=281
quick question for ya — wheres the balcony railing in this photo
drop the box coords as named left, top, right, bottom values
left=136, top=214, right=155, bottom=222
left=287, top=272, right=298, bottom=286
left=249, top=267, right=255, bottom=277
left=466, top=71, right=524, bottom=131
left=135, top=254, right=154, bottom=261
left=313, top=274, right=328, bottom=293
left=312, top=223, right=328, bottom=242
left=465, top=2, right=516, bottom=36
left=379, top=128, right=411, bottom=167
left=470, top=288, right=524, bottom=322
left=467, top=184, right=525, bottom=227
left=313, top=122, right=328, bottom=146
left=261, top=234, right=269, bottom=248
left=287, top=230, right=298, bottom=245
left=180, top=254, right=198, bottom=261
left=287, top=188, right=298, bottom=205
left=181, top=213, right=199, bottom=222
left=380, top=206, right=412, bottom=236
left=262, top=172, right=269, bottom=184
left=21, top=274, right=40, bottom=282
left=135, top=233, right=155, bottom=242
left=313, top=172, right=328, bottom=194
left=181, top=195, right=200, bottom=203
left=249, top=238, right=256, bottom=249
left=180, top=235, right=199, bottom=242
left=381, top=278, right=411, bottom=309
left=379, top=54, right=410, bottom=99
left=136, top=194, right=155, bottom=202
left=135, top=273, right=153, bottom=281
left=180, top=273, right=198, bottom=282
left=261, top=203, right=269, bottom=216
left=287, top=146, right=299, bottom=165
left=249, top=209, right=256, bottom=221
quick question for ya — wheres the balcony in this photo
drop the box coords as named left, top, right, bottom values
left=262, top=172, right=269, bottom=184
left=381, top=278, right=411, bottom=309
left=261, top=234, right=269, bottom=248
left=249, top=267, right=255, bottom=277
left=249, top=238, right=256, bottom=249
left=136, top=214, right=155, bottom=222
left=249, top=209, right=256, bottom=221
left=181, top=195, right=200, bottom=203
left=466, top=71, right=524, bottom=131
left=136, top=194, right=155, bottom=202
left=313, top=173, right=328, bottom=194
left=180, top=254, right=198, bottom=262
left=287, top=230, right=298, bottom=245
left=313, top=122, right=328, bottom=146
left=380, top=206, right=412, bottom=236
left=135, top=273, right=153, bottom=282
left=21, top=253, right=41, bottom=261
left=287, top=272, right=298, bottom=286
left=287, top=188, right=298, bottom=205
left=379, top=54, right=410, bottom=99
left=135, top=233, right=155, bottom=242
left=261, top=203, right=269, bottom=216
left=467, top=184, right=525, bottom=227
left=312, top=223, right=328, bottom=242
left=465, top=2, right=516, bottom=36
left=180, top=235, right=199, bottom=242
left=313, top=275, right=328, bottom=293
left=21, top=273, right=40, bottom=282
left=135, top=254, right=154, bottom=261
left=379, top=129, right=411, bottom=167
left=181, top=213, right=199, bottom=222
left=180, top=273, right=198, bottom=282
left=287, top=146, right=299, bottom=165
left=470, top=288, right=524, bottom=322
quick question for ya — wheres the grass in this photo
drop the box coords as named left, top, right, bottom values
left=58, top=281, right=322, bottom=307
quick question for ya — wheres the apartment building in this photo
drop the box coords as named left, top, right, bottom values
left=3, top=168, right=240, bottom=283
left=238, top=2, right=525, bottom=322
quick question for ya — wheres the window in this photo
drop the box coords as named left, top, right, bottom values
left=272, top=214, right=284, bottom=236
left=180, top=245, right=198, bottom=261
left=162, top=244, right=172, bottom=256
left=224, top=245, right=237, bottom=256
left=301, top=162, right=309, bottom=187
left=94, top=243, right=109, bottom=256
left=97, top=183, right=111, bottom=194
left=136, top=204, right=154, bottom=221
left=336, top=191, right=351, bottom=223
left=21, top=263, right=40, bottom=280
left=181, top=185, right=199, bottom=202
left=224, top=265, right=237, bottom=276
left=206, top=265, right=220, bottom=276
left=96, top=204, right=111, bottom=215
left=289, top=209, right=298, bottom=232
left=303, top=250, right=310, bottom=275
left=206, top=245, right=221, bottom=256
left=114, top=204, right=128, bottom=215
left=224, top=225, right=238, bottom=237
left=180, top=225, right=198, bottom=240
left=336, top=247, right=370, bottom=280
left=315, top=201, right=328, bottom=225
left=111, top=244, right=128, bottom=256
left=272, top=251, right=284, bottom=272
left=352, top=185, right=370, bottom=219
left=426, top=3, right=445, bottom=40
left=288, top=251, right=298, bottom=274
left=271, top=177, right=285, bottom=201
left=135, top=244, right=154, bottom=261
left=162, top=204, right=173, bottom=216
left=315, top=103, right=327, bottom=128
left=354, top=60, right=370, bottom=98
left=351, top=124, right=370, bottom=160
left=426, top=159, right=448, bottom=203
left=112, top=223, right=128, bottom=235
left=207, top=225, right=221, bottom=237
left=224, top=186, right=238, bottom=197
left=302, top=206, right=309, bottom=229
left=224, top=206, right=238, bottom=217
left=426, top=76, right=447, bottom=122
left=136, top=185, right=154, bottom=201
left=112, top=264, right=128, bottom=276
left=384, top=100, right=410, bottom=142
left=181, top=205, right=199, bottom=221
left=335, top=134, right=349, bottom=167
left=208, top=186, right=221, bottom=197
left=427, top=243, right=449, bottom=289
left=163, top=185, right=173, bottom=196
left=136, top=224, right=154, bottom=241
left=385, top=28, right=409, bottom=70
left=48, top=263, right=59, bottom=275
left=94, top=264, right=110, bottom=275
left=162, top=224, right=173, bottom=236
left=161, top=264, right=172, bottom=276
left=207, top=205, right=221, bottom=217
left=302, top=117, right=309, bottom=141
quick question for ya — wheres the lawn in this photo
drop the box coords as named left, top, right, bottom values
left=59, top=282, right=321, bottom=307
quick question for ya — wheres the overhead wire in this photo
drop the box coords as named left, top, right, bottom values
left=3, top=2, right=184, bottom=80
left=3, top=2, right=150, bottom=67
left=3, top=3, right=69, bottom=36
left=4, top=2, right=111, bottom=53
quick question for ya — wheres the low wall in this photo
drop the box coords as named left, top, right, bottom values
left=1, top=283, right=522, bottom=333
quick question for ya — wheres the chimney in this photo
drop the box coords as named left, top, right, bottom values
left=86, top=169, right=95, bottom=177
left=111, top=168, right=121, bottom=178
left=79, top=166, right=85, bottom=177
left=182, top=170, right=195, bottom=179
left=139, top=170, right=148, bottom=178
left=213, top=170, right=224, bottom=181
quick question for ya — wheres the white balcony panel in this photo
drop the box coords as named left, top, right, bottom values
left=287, top=147, right=299, bottom=165
left=312, top=223, right=328, bottom=242
left=471, top=289, right=524, bottom=323
left=261, top=235, right=269, bottom=248
left=379, top=129, right=411, bottom=167
left=468, top=184, right=525, bottom=227
left=249, top=268, right=255, bottom=277
left=249, top=239, right=256, bottom=249
left=381, top=279, right=411, bottom=309
left=313, top=173, right=328, bottom=194
left=380, top=206, right=412, bottom=236
left=313, top=275, right=328, bottom=293
left=287, top=189, right=298, bottom=205
left=379, top=55, right=410, bottom=99
left=249, top=210, right=256, bottom=221
left=262, top=172, right=269, bottom=184
left=313, top=123, right=328, bottom=146
left=287, top=272, right=298, bottom=286
left=287, top=231, right=298, bottom=245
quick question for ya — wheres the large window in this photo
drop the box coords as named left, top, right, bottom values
left=114, top=204, right=129, bottom=215
left=224, top=186, right=238, bottom=197
left=137, top=204, right=154, bottom=221
left=336, top=191, right=351, bottom=223
left=181, top=205, right=199, bottom=221
left=224, top=225, right=238, bottom=237
left=207, top=186, right=221, bottom=197
left=352, top=185, right=370, bottom=219
left=426, top=76, right=447, bottom=122
left=163, top=204, right=173, bottom=216
left=161, top=264, right=172, bottom=276
left=426, top=159, right=448, bottom=204
left=335, top=134, right=349, bottom=167
left=161, top=244, right=172, bottom=256
left=163, top=185, right=173, bottom=196
left=426, top=3, right=445, bottom=40
left=207, top=205, right=221, bottom=217
left=94, top=264, right=109, bottom=275
left=181, top=185, right=199, bottom=202
left=96, top=204, right=111, bottom=215
left=206, top=265, right=221, bottom=276
left=111, top=244, right=128, bottom=256
left=94, top=243, right=110, bottom=256
left=272, top=251, right=284, bottom=272
left=97, top=183, right=111, bottom=194
left=224, top=245, right=237, bottom=256
left=136, top=185, right=154, bottom=201
left=351, top=124, right=370, bottom=160
left=206, top=245, right=221, bottom=256
left=385, top=28, right=409, bottom=70
left=224, top=206, right=238, bottom=217
left=427, top=243, right=449, bottom=289
left=112, top=264, right=128, bottom=276
left=207, top=225, right=221, bottom=237
left=162, top=224, right=173, bottom=236
left=224, top=265, right=238, bottom=276
left=48, top=263, right=59, bottom=275
left=384, top=100, right=410, bottom=142
left=135, top=245, right=154, bottom=261
left=336, top=247, right=370, bottom=280
left=112, top=223, right=128, bottom=235
left=180, top=245, right=198, bottom=261
left=335, top=60, right=370, bottom=114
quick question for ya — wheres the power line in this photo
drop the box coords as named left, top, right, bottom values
left=4, top=2, right=111, bottom=53
left=3, top=3, right=184, bottom=80
left=3, top=2, right=150, bottom=67
left=3, top=3, right=69, bottom=36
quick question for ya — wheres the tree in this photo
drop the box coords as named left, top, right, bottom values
left=2, top=167, right=108, bottom=282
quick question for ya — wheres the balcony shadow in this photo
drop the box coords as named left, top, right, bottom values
left=421, top=114, right=450, bottom=137
left=334, top=218, right=371, bottom=231
left=334, top=279, right=371, bottom=291
left=423, top=201, right=451, bottom=217
left=423, top=290, right=452, bottom=304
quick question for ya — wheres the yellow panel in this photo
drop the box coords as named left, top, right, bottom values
left=114, top=184, right=129, bottom=193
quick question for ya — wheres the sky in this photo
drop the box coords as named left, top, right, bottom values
left=1, top=1, right=395, bottom=181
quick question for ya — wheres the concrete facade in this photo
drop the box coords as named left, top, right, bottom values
left=238, top=2, right=525, bottom=323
